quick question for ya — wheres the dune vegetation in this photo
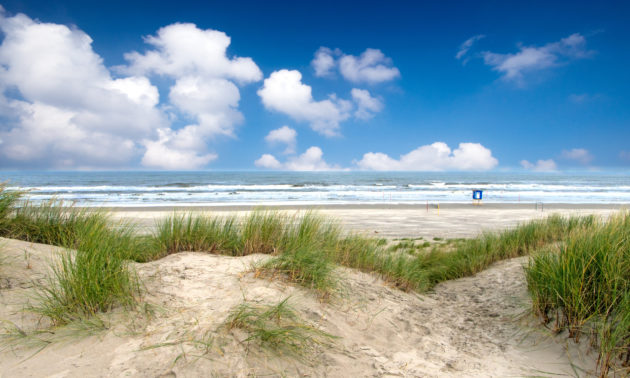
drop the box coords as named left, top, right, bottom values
left=0, top=183, right=628, bottom=375
left=526, top=212, right=630, bottom=376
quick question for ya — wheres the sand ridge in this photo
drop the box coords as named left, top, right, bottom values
left=0, top=237, right=596, bottom=377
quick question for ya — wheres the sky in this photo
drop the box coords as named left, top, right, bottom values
left=0, top=0, right=628, bottom=171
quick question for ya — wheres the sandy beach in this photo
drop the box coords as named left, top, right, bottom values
left=110, top=202, right=625, bottom=238
left=0, top=204, right=614, bottom=376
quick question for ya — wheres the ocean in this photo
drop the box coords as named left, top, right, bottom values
left=1, top=171, right=630, bottom=206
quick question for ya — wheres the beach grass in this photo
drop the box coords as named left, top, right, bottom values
left=1, top=198, right=111, bottom=249
left=525, top=211, right=630, bottom=376
left=0, top=183, right=22, bottom=235
left=150, top=213, right=240, bottom=259
left=30, top=216, right=141, bottom=325
left=0, top=187, right=140, bottom=325
left=142, top=209, right=599, bottom=295
left=256, top=213, right=341, bottom=296
left=224, top=297, right=334, bottom=355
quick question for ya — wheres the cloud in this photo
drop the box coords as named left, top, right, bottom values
left=265, top=126, right=297, bottom=154
left=141, top=128, right=217, bottom=169
left=121, top=23, right=261, bottom=83
left=167, top=76, right=243, bottom=137
left=481, top=33, right=593, bottom=82
left=254, top=154, right=283, bottom=170
left=255, top=146, right=339, bottom=171
left=312, top=47, right=338, bottom=77
left=456, top=34, right=485, bottom=62
left=0, top=10, right=165, bottom=168
left=257, top=69, right=351, bottom=136
left=339, top=48, right=400, bottom=84
left=351, top=88, right=383, bottom=120
left=520, top=159, right=557, bottom=172
left=311, top=47, right=400, bottom=84
left=561, top=148, right=593, bottom=164
left=122, top=23, right=261, bottom=168
left=356, top=142, right=498, bottom=171
left=0, top=10, right=261, bottom=170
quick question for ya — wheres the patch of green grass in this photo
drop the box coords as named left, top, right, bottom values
left=150, top=213, right=240, bottom=259
left=347, top=214, right=595, bottom=293
left=258, top=213, right=340, bottom=297
left=1, top=198, right=112, bottom=249
left=241, top=210, right=288, bottom=255
left=525, top=212, right=630, bottom=376
left=0, top=187, right=141, bottom=325
left=0, top=183, right=22, bottom=234
left=223, top=297, right=334, bottom=356
left=32, top=218, right=141, bottom=325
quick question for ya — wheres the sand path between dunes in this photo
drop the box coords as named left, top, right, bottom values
left=0, top=237, right=595, bottom=377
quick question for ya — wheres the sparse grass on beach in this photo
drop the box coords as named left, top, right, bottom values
left=32, top=220, right=141, bottom=325
left=526, top=211, right=630, bottom=376
left=224, top=297, right=334, bottom=356
left=0, top=187, right=140, bottom=325
left=256, top=213, right=340, bottom=296
left=0, top=183, right=22, bottom=235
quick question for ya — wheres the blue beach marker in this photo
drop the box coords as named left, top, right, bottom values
left=472, top=190, right=483, bottom=206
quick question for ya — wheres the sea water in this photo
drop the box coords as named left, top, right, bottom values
left=1, top=171, right=630, bottom=206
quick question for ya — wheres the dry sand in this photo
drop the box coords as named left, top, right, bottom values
left=1, top=205, right=609, bottom=377
left=109, top=203, right=622, bottom=238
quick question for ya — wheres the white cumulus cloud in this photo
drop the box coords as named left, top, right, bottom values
left=481, top=33, right=593, bottom=82
left=265, top=126, right=297, bottom=154
left=351, top=88, right=383, bottom=120
left=312, top=47, right=338, bottom=77
left=122, top=22, right=261, bottom=168
left=255, top=146, right=339, bottom=171
left=311, top=47, right=400, bottom=84
left=356, top=142, right=498, bottom=171
left=121, top=22, right=261, bottom=83
left=339, top=48, right=400, bottom=84
left=561, top=148, right=593, bottom=164
left=0, top=10, right=261, bottom=170
left=257, top=69, right=351, bottom=137
left=520, top=159, right=557, bottom=172
left=141, top=128, right=217, bottom=169
left=0, top=10, right=165, bottom=168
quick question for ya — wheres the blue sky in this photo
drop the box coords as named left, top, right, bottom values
left=0, top=0, right=628, bottom=171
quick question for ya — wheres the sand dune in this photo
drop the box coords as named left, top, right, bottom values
left=0, top=236, right=595, bottom=377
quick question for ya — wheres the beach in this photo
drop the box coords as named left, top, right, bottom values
left=109, top=202, right=624, bottom=238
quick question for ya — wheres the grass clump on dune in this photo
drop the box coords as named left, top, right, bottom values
left=0, top=186, right=140, bottom=325
left=34, top=220, right=141, bottom=325
left=150, top=213, right=240, bottom=259
left=257, top=213, right=340, bottom=296
left=224, top=297, right=334, bottom=355
left=149, top=210, right=288, bottom=259
left=526, top=212, right=630, bottom=376
left=153, top=211, right=340, bottom=296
